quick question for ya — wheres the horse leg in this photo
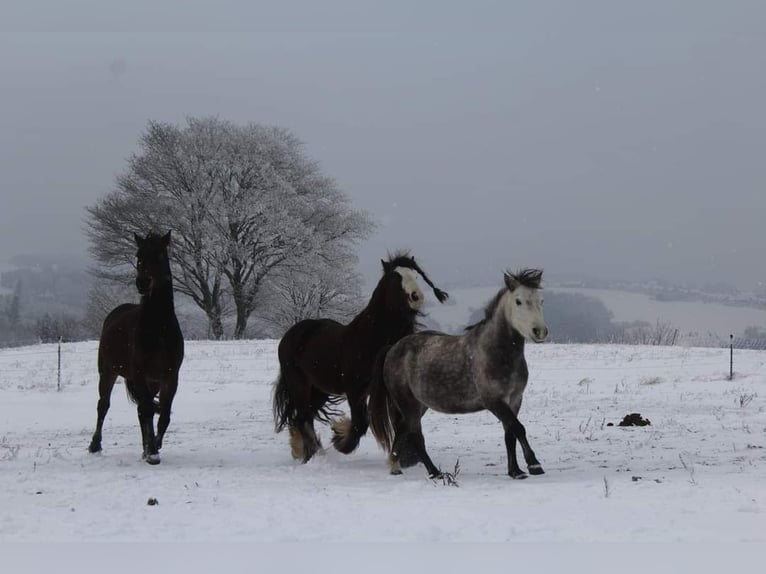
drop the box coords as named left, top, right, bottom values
left=138, top=399, right=160, bottom=464
left=331, top=391, right=369, bottom=455
left=489, top=402, right=543, bottom=479
left=398, top=404, right=440, bottom=478
left=130, top=378, right=161, bottom=465
left=409, top=425, right=442, bottom=479
left=386, top=415, right=421, bottom=470
left=288, top=386, right=323, bottom=463
left=156, top=376, right=178, bottom=451
left=508, top=395, right=544, bottom=475
left=88, top=371, right=118, bottom=453
left=289, top=413, right=322, bottom=463
left=274, top=361, right=322, bottom=462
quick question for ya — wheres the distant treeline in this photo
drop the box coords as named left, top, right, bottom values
left=461, top=290, right=766, bottom=348
left=3, top=263, right=766, bottom=350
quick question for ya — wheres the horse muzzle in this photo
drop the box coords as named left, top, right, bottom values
left=531, top=326, right=548, bottom=343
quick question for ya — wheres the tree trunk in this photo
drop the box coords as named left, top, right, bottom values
left=233, top=306, right=248, bottom=339
left=206, top=304, right=225, bottom=340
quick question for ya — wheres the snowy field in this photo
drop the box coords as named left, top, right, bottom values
left=1, top=339, right=765, bottom=546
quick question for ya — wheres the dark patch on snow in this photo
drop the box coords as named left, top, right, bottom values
left=618, top=413, right=651, bottom=427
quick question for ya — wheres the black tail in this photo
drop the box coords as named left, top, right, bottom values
left=367, top=345, right=396, bottom=454
left=273, top=353, right=343, bottom=433
left=124, top=381, right=162, bottom=414
left=272, top=368, right=295, bottom=433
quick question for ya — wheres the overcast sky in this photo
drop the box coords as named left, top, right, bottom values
left=1, top=1, right=765, bottom=289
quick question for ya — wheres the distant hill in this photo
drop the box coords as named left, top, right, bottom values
left=422, top=283, right=766, bottom=347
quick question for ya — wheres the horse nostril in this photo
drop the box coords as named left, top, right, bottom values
left=533, top=328, right=541, bottom=338
left=411, top=292, right=419, bottom=302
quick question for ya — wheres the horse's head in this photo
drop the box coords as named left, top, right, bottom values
left=380, top=252, right=449, bottom=313
left=134, top=231, right=172, bottom=295
left=503, top=269, right=548, bottom=343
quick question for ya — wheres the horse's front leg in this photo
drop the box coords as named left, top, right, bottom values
left=156, top=375, right=179, bottom=451
left=489, top=402, right=543, bottom=479
left=331, top=390, right=369, bottom=454
left=88, top=371, right=118, bottom=453
left=132, top=378, right=160, bottom=465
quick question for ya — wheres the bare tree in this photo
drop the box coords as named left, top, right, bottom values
left=82, top=277, right=136, bottom=338
left=613, top=319, right=679, bottom=346
left=86, top=117, right=373, bottom=339
left=259, top=251, right=365, bottom=337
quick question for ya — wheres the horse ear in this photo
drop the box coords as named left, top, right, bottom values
left=161, top=230, right=172, bottom=248
left=134, top=233, right=143, bottom=247
left=504, top=272, right=519, bottom=292
left=381, top=259, right=391, bottom=273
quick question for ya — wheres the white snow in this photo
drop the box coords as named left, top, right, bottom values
left=0, top=340, right=764, bottom=543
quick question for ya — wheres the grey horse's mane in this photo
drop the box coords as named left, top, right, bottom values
left=464, top=269, right=543, bottom=332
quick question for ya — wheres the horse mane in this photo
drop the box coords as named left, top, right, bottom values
left=381, top=251, right=449, bottom=303
left=464, top=268, right=543, bottom=332
left=383, top=250, right=418, bottom=270
left=512, top=268, right=543, bottom=290
left=464, top=288, right=506, bottom=332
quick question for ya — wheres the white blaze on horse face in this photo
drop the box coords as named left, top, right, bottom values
left=504, top=285, right=548, bottom=343
left=395, top=267, right=425, bottom=310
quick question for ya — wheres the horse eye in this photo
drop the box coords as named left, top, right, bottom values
left=515, top=299, right=522, bottom=306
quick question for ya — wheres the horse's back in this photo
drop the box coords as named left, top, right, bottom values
left=386, top=331, right=483, bottom=414
left=278, top=317, right=344, bottom=364
left=102, top=303, right=139, bottom=331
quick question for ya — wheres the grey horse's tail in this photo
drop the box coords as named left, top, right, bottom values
left=368, top=345, right=396, bottom=454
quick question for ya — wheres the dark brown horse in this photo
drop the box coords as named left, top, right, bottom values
left=88, top=231, right=184, bottom=464
left=273, top=253, right=448, bottom=463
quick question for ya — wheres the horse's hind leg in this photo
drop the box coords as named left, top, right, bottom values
left=288, top=387, right=323, bottom=463
left=289, top=416, right=322, bottom=463
left=409, top=426, right=442, bottom=479
left=156, top=376, right=178, bottom=451
left=388, top=427, right=419, bottom=474
left=331, top=390, right=369, bottom=455
left=274, top=360, right=322, bottom=463
left=88, top=371, right=118, bottom=453
left=396, top=405, right=441, bottom=478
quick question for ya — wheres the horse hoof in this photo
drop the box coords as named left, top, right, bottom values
left=88, top=443, right=102, bottom=454
left=528, top=464, right=545, bottom=475
left=144, top=453, right=161, bottom=465
left=390, top=468, right=403, bottom=476
left=510, top=472, right=528, bottom=480
left=428, top=472, right=444, bottom=480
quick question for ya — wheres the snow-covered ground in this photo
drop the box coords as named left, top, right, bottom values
left=1, top=340, right=764, bottom=543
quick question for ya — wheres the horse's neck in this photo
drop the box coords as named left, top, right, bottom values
left=350, top=302, right=414, bottom=344
left=476, top=303, right=525, bottom=357
left=140, top=281, right=177, bottom=321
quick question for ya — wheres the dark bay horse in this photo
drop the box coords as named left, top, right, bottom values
left=88, top=231, right=184, bottom=464
left=273, top=253, right=448, bottom=463
left=368, top=269, right=548, bottom=479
